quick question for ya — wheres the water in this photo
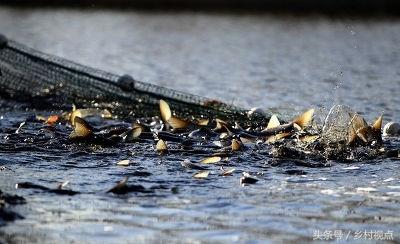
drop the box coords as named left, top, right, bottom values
left=1, top=7, right=400, bottom=243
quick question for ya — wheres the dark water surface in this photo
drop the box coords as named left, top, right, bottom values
left=1, top=7, right=400, bottom=243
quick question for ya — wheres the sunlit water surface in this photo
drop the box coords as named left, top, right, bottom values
left=0, top=7, right=400, bottom=243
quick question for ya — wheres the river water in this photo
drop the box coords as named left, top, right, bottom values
left=0, top=7, right=400, bottom=243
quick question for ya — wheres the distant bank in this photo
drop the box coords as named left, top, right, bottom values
left=1, top=0, right=400, bottom=15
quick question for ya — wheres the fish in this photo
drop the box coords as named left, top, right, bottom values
left=16, top=182, right=79, bottom=195
left=321, top=105, right=383, bottom=148
left=69, top=116, right=119, bottom=145
left=231, top=138, right=243, bottom=151
left=156, top=139, right=168, bottom=154
left=106, top=177, right=151, bottom=194
left=0, top=36, right=391, bottom=160
left=67, top=105, right=112, bottom=126
left=181, top=159, right=208, bottom=170
left=220, top=167, right=236, bottom=176
left=240, top=172, right=259, bottom=185
left=347, top=114, right=383, bottom=146
left=193, top=171, right=210, bottom=179
left=156, top=99, right=387, bottom=160
left=383, top=122, right=400, bottom=136
left=159, top=99, right=199, bottom=131
left=57, top=97, right=387, bottom=162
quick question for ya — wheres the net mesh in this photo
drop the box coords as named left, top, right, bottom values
left=0, top=36, right=269, bottom=124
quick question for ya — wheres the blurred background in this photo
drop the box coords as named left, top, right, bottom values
left=1, top=1, right=400, bottom=120
left=1, top=0, right=400, bottom=13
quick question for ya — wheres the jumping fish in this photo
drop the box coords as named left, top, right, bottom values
left=64, top=98, right=387, bottom=161
left=69, top=116, right=118, bottom=145
left=157, top=99, right=386, bottom=156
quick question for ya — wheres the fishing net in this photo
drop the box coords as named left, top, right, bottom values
left=0, top=33, right=268, bottom=124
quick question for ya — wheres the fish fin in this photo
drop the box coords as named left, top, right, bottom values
left=156, top=139, right=168, bottom=152
left=356, top=127, right=369, bottom=143
left=220, top=167, right=236, bottom=176
left=234, top=122, right=243, bottom=130
left=219, top=132, right=228, bottom=139
left=266, top=114, right=280, bottom=129
left=69, top=116, right=94, bottom=139
left=231, top=138, right=242, bottom=151
left=292, top=109, right=314, bottom=129
left=159, top=99, right=172, bottom=122
left=116, top=159, right=130, bottom=166
left=132, top=126, right=143, bottom=138
left=69, top=108, right=82, bottom=126
left=347, top=123, right=358, bottom=145
left=201, top=156, right=221, bottom=164
left=46, top=115, right=59, bottom=125
left=299, top=135, right=319, bottom=143
left=348, top=113, right=369, bottom=144
left=197, top=118, right=209, bottom=126
left=193, top=171, right=210, bottom=179
left=102, top=109, right=112, bottom=118
left=35, top=115, right=47, bottom=122
left=70, top=107, right=112, bottom=125
left=168, top=116, right=191, bottom=129
left=57, top=181, right=70, bottom=190
left=266, top=132, right=291, bottom=143
left=215, top=118, right=228, bottom=130
left=293, top=123, right=302, bottom=131
left=350, top=113, right=368, bottom=130
left=107, top=177, right=129, bottom=193
left=372, top=115, right=383, bottom=131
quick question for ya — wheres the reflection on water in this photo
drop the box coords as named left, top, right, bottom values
left=1, top=7, right=400, bottom=243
